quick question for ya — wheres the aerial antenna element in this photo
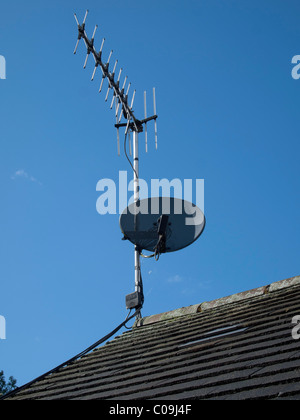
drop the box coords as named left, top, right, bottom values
left=74, top=11, right=205, bottom=320
left=74, top=10, right=158, bottom=151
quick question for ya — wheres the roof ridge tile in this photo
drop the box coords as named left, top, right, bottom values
left=135, top=275, right=300, bottom=327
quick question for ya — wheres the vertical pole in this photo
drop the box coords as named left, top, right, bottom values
left=133, top=129, right=142, bottom=318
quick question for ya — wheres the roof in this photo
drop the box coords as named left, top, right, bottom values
left=5, top=275, right=300, bottom=400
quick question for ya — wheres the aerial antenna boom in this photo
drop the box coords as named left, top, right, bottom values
left=74, top=10, right=161, bottom=319
left=74, top=11, right=158, bottom=142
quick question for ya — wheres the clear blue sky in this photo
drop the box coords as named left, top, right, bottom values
left=0, top=0, right=299, bottom=387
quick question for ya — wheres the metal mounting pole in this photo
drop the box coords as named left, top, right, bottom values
left=133, top=129, right=142, bottom=319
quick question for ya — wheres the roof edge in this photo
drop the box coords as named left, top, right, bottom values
left=134, top=275, right=300, bottom=328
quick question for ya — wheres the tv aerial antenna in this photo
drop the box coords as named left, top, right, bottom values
left=74, top=11, right=205, bottom=320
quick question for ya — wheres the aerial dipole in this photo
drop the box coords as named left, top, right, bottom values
left=74, top=10, right=158, bottom=319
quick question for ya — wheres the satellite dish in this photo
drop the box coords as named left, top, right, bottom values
left=120, top=197, right=205, bottom=254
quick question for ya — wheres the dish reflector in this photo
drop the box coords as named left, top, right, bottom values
left=120, top=197, right=205, bottom=253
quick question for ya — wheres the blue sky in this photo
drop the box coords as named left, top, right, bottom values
left=0, top=0, right=299, bottom=387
